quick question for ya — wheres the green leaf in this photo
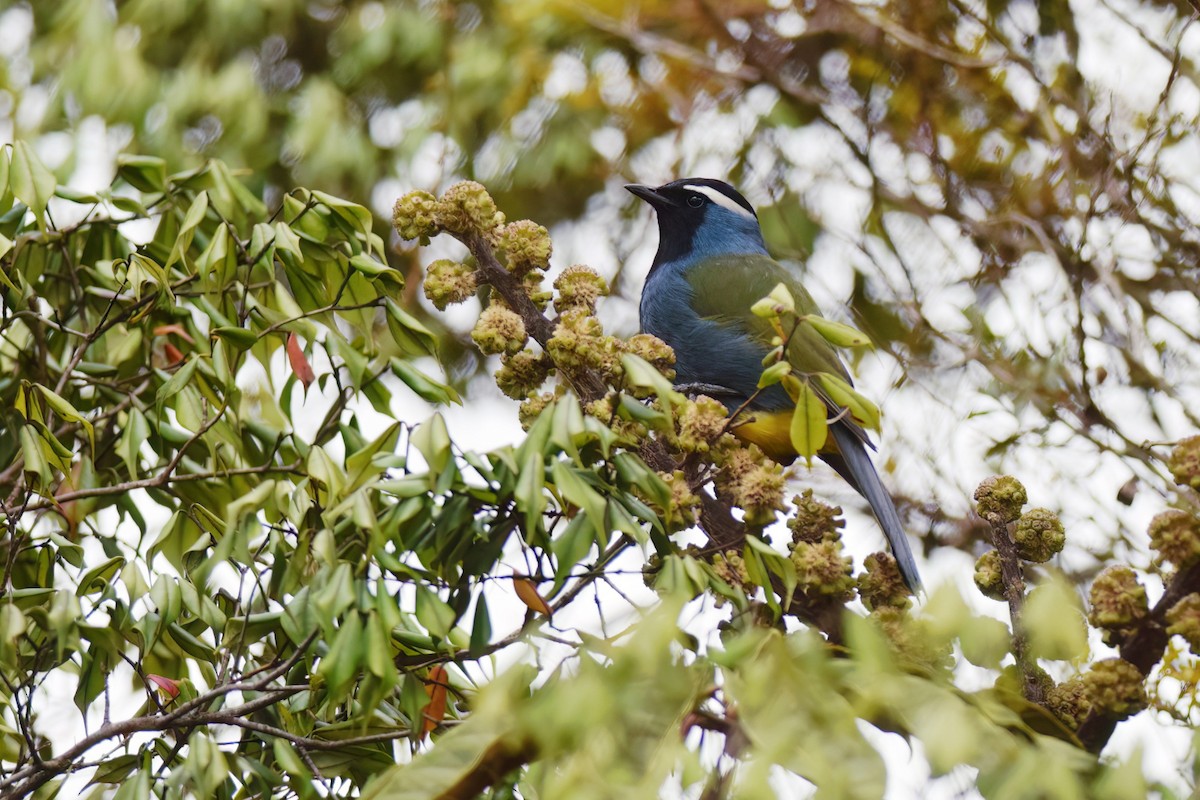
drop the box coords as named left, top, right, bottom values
left=758, top=360, right=791, bottom=389
left=816, top=373, right=881, bottom=430
left=34, top=384, right=95, bottom=456
left=359, top=705, right=517, bottom=800
left=746, top=535, right=796, bottom=607
left=384, top=298, right=438, bottom=355
left=116, top=154, right=167, bottom=192
left=10, top=141, right=56, bottom=225
left=19, top=425, right=54, bottom=489
left=391, top=358, right=461, bottom=404
left=469, top=595, right=492, bottom=654
left=195, top=224, right=232, bottom=286
left=959, top=615, right=1012, bottom=669
left=346, top=422, right=401, bottom=493
left=414, top=584, right=456, bottom=640
left=789, top=380, right=828, bottom=462
left=156, top=357, right=200, bottom=405
left=549, top=394, right=587, bottom=465
left=124, top=253, right=172, bottom=305
left=166, top=622, right=217, bottom=661
left=752, top=282, right=796, bottom=317
left=77, top=556, right=126, bottom=596
left=312, top=190, right=374, bottom=251
left=318, top=612, right=365, bottom=701
left=211, top=326, right=259, bottom=352
left=165, top=191, right=209, bottom=271
left=550, top=461, right=608, bottom=548
left=411, top=413, right=452, bottom=474
left=116, top=408, right=150, bottom=479
left=551, top=513, right=594, bottom=586
left=54, top=185, right=101, bottom=204
left=514, top=448, right=547, bottom=541
left=0, top=233, right=15, bottom=291
left=621, top=354, right=684, bottom=419
left=90, top=753, right=141, bottom=785
left=801, top=315, right=873, bottom=348
left=0, top=146, right=9, bottom=202
left=1024, top=575, right=1088, bottom=662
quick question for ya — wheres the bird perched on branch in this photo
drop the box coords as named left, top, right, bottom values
left=627, top=178, right=921, bottom=591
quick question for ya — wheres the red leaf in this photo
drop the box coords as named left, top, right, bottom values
left=153, top=323, right=195, bottom=345
left=286, top=333, right=315, bottom=390
left=147, top=674, right=180, bottom=700
left=422, top=665, right=448, bottom=739
left=162, top=343, right=185, bottom=366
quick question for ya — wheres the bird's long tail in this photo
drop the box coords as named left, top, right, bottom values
left=827, top=423, right=922, bottom=592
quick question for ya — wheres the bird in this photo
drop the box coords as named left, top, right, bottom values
left=627, top=177, right=921, bottom=591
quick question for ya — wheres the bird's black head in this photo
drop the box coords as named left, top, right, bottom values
left=626, top=178, right=764, bottom=269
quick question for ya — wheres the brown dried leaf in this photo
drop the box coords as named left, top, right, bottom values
left=422, top=664, right=448, bottom=739
left=513, top=576, right=553, bottom=620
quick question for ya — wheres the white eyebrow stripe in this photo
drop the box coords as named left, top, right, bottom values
left=683, top=184, right=756, bottom=219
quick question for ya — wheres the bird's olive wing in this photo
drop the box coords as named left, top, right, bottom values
left=685, top=254, right=854, bottom=384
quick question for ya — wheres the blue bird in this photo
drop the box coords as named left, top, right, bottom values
left=627, top=178, right=921, bottom=591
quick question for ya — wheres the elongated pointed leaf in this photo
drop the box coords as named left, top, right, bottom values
left=817, top=372, right=881, bottom=431
left=802, top=315, right=873, bottom=348
left=790, top=380, right=828, bottom=462
left=10, top=141, right=56, bottom=224
left=35, top=384, right=95, bottom=455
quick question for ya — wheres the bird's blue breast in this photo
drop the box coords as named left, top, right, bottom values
left=639, top=214, right=791, bottom=413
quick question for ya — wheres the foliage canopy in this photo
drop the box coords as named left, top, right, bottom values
left=3, top=0, right=1200, bottom=798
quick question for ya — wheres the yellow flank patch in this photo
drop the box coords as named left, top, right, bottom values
left=731, top=410, right=798, bottom=462
left=732, top=409, right=840, bottom=463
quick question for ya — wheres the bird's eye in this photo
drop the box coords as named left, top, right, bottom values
left=687, top=195, right=704, bottom=208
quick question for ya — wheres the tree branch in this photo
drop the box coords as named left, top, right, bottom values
left=1076, top=559, right=1200, bottom=752
left=983, top=513, right=1043, bottom=705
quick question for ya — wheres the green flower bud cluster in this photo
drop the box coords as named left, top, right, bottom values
left=423, top=258, right=478, bottom=310
left=1148, top=509, right=1200, bottom=568
left=1045, top=675, right=1091, bottom=730
left=974, top=475, right=1028, bottom=524
left=858, top=552, right=912, bottom=610
left=393, top=182, right=507, bottom=242
left=1013, top=507, right=1065, bottom=563
left=1166, top=593, right=1200, bottom=653
left=553, top=265, right=608, bottom=315
left=1087, top=566, right=1148, bottom=645
left=623, top=333, right=675, bottom=378
left=1081, top=658, right=1146, bottom=719
left=716, top=448, right=786, bottom=528
left=493, top=219, right=551, bottom=275
left=546, top=308, right=623, bottom=380
left=672, top=396, right=729, bottom=453
left=791, top=539, right=856, bottom=601
left=1168, top=435, right=1200, bottom=490
left=392, top=189, right=441, bottom=241
left=495, top=349, right=553, bottom=400
left=471, top=303, right=528, bottom=356
left=436, top=181, right=505, bottom=235
left=788, top=489, right=845, bottom=545
left=522, top=269, right=552, bottom=311
left=518, top=388, right=564, bottom=429
left=588, top=394, right=650, bottom=446
left=712, top=549, right=751, bottom=592
left=973, top=550, right=1005, bottom=601
left=657, top=469, right=701, bottom=530
left=871, top=607, right=953, bottom=672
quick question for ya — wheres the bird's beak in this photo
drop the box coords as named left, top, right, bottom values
left=625, top=184, right=677, bottom=209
